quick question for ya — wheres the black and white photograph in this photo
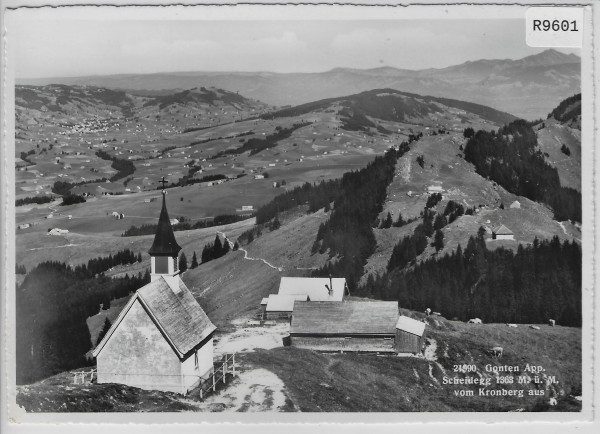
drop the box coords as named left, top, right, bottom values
left=1, top=0, right=598, bottom=429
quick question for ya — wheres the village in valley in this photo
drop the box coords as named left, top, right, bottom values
left=12, top=36, right=583, bottom=412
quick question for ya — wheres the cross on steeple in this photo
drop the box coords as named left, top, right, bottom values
left=159, top=176, right=168, bottom=192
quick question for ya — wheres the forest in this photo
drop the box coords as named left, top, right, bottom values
left=15, top=195, right=54, bottom=206
left=311, top=140, right=412, bottom=291
left=547, top=93, right=581, bottom=123
left=463, top=120, right=581, bottom=222
left=16, top=257, right=149, bottom=384
left=214, top=122, right=310, bottom=158
left=363, top=231, right=581, bottom=327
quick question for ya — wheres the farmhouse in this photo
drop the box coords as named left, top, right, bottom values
left=510, top=200, right=521, bottom=209
left=290, top=301, right=400, bottom=353
left=263, top=277, right=346, bottom=319
left=18, top=223, right=31, bottom=230
left=492, top=224, right=514, bottom=240
left=427, top=185, right=444, bottom=194
left=92, top=191, right=216, bottom=394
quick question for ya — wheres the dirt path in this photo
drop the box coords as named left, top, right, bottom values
left=217, top=231, right=283, bottom=271
left=214, top=321, right=289, bottom=356
left=200, top=368, right=295, bottom=412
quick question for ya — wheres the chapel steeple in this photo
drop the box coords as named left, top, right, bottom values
left=148, top=178, right=182, bottom=283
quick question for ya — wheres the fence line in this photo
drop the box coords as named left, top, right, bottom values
left=71, top=354, right=237, bottom=398
left=71, top=368, right=97, bottom=385
left=197, top=353, right=236, bottom=399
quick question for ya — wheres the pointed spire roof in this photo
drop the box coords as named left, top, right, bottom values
left=148, top=192, right=182, bottom=257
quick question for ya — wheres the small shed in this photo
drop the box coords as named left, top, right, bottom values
left=492, top=224, right=514, bottom=240
left=510, top=200, right=521, bottom=209
left=265, top=294, right=308, bottom=320
left=395, top=316, right=426, bottom=354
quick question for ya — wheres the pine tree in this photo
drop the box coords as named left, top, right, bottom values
left=382, top=212, right=393, bottom=229
left=433, top=229, right=444, bottom=252
left=179, top=252, right=188, bottom=272
left=214, top=235, right=223, bottom=256
left=137, top=252, right=142, bottom=262
left=96, top=317, right=112, bottom=347
left=233, top=241, right=240, bottom=251
left=191, top=251, right=199, bottom=269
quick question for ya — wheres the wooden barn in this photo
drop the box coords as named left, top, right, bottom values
left=92, top=191, right=216, bottom=394
left=492, top=224, right=514, bottom=240
left=395, top=315, right=426, bottom=354
left=290, top=301, right=399, bottom=353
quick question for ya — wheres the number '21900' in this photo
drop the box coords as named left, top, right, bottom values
left=533, top=19, right=579, bottom=32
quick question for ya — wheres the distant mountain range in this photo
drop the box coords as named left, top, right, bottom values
left=18, top=49, right=579, bottom=121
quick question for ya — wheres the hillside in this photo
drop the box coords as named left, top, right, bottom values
left=535, top=94, right=581, bottom=191
left=18, top=49, right=580, bottom=120
left=14, top=84, right=582, bottom=413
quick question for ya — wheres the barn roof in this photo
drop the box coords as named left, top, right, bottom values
left=290, top=301, right=399, bottom=335
left=148, top=192, right=182, bottom=257
left=92, top=276, right=215, bottom=359
left=493, top=224, right=513, bottom=235
left=278, top=277, right=345, bottom=301
left=265, top=294, right=308, bottom=312
left=395, top=315, right=426, bottom=337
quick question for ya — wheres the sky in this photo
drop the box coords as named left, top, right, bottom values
left=11, top=18, right=579, bottom=79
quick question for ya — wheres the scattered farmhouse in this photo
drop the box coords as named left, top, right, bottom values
left=427, top=185, right=444, bottom=194
left=492, top=224, right=514, bottom=240
left=510, top=200, right=521, bottom=209
left=47, top=228, right=69, bottom=236
left=92, top=192, right=216, bottom=394
left=254, top=174, right=265, bottom=180
left=18, top=223, right=31, bottom=230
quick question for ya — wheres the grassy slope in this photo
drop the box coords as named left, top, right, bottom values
left=242, top=314, right=581, bottom=412
left=536, top=119, right=581, bottom=191
left=362, top=131, right=581, bottom=280
left=18, top=314, right=581, bottom=413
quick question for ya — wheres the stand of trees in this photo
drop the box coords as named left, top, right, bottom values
left=60, top=194, right=86, bottom=206
left=213, top=122, right=311, bottom=158
left=16, top=195, right=54, bottom=206
left=365, top=232, right=581, bottom=327
left=547, top=93, right=581, bottom=123
left=52, top=178, right=107, bottom=196
left=73, top=248, right=142, bottom=277
left=95, top=149, right=136, bottom=182
left=122, top=214, right=249, bottom=237
left=201, top=235, right=230, bottom=264
left=16, top=261, right=150, bottom=384
left=464, top=120, right=581, bottom=222
left=255, top=179, right=341, bottom=225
